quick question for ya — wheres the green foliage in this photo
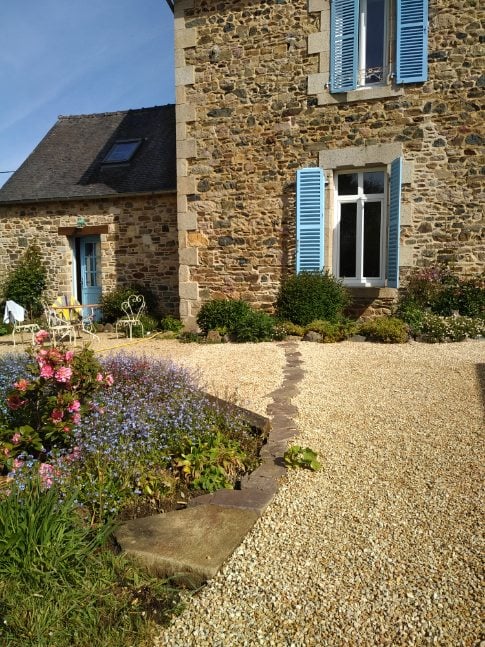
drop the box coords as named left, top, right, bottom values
left=400, top=266, right=484, bottom=318
left=276, top=271, right=351, bottom=326
left=0, top=340, right=109, bottom=473
left=0, top=479, right=111, bottom=585
left=305, top=319, right=357, bottom=342
left=101, top=285, right=157, bottom=323
left=232, top=309, right=276, bottom=343
left=178, top=331, right=203, bottom=344
left=409, top=312, right=485, bottom=343
left=358, top=317, right=409, bottom=343
left=173, top=432, right=250, bottom=492
left=2, top=244, right=47, bottom=318
left=284, top=445, right=321, bottom=471
left=277, top=321, right=306, bottom=337
left=0, top=480, right=180, bottom=647
left=160, top=315, right=183, bottom=333
left=0, top=324, right=10, bottom=337
left=196, top=299, right=252, bottom=334
left=131, top=314, right=159, bottom=338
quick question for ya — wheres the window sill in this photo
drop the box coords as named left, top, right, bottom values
left=347, top=287, right=398, bottom=298
left=317, top=84, right=404, bottom=106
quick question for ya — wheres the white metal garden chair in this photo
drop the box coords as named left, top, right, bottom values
left=3, top=300, right=40, bottom=346
left=43, top=303, right=76, bottom=345
left=115, top=294, right=146, bottom=339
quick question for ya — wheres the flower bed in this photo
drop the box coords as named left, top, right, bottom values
left=0, top=335, right=264, bottom=645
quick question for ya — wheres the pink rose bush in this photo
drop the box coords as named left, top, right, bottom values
left=0, top=333, right=113, bottom=479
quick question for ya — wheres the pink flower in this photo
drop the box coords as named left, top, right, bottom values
left=72, top=412, right=81, bottom=424
left=12, top=458, right=24, bottom=470
left=51, top=409, right=64, bottom=422
left=64, top=350, right=74, bottom=362
left=54, top=366, right=72, bottom=383
left=96, top=373, right=104, bottom=382
left=6, top=394, right=27, bottom=410
left=105, top=374, right=114, bottom=386
left=40, top=364, right=54, bottom=379
left=68, top=400, right=81, bottom=412
left=39, top=463, right=55, bottom=488
left=34, top=330, right=50, bottom=345
left=14, top=378, right=30, bottom=391
left=11, top=432, right=22, bottom=444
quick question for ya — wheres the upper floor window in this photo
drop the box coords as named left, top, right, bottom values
left=329, top=0, right=428, bottom=93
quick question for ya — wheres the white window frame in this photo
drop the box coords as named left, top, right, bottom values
left=333, top=168, right=387, bottom=287
left=358, top=0, right=390, bottom=88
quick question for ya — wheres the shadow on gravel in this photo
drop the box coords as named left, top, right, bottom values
left=476, top=364, right=485, bottom=412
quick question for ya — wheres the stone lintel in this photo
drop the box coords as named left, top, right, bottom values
left=319, top=143, right=403, bottom=169
left=308, top=0, right=326, bottom=11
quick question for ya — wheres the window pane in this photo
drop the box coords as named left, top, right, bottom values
left=339, top=203, right=357, bottom=277
left=363, top=202, right=381, bottom=277
left=366, top=0, right=385, bottom=84
left=338, top=173, right=358, bottom=195
left=364, top=171, right=385, bottom=194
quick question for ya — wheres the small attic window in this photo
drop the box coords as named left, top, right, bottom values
left=103, top=139, right=142, bottom=164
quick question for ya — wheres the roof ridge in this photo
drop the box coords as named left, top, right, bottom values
left=57, top=104, right=175, bottom=121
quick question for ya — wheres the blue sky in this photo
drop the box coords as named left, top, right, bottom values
left=0, top=0, right=174, bottom=188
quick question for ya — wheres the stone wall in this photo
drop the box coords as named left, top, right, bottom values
left=0, top=193, right=179, bottom=316
left=175, top=0, right=484, bottom=326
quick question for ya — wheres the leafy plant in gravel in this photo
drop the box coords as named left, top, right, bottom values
left=101, top=285, right=158, bottom=323
left=232, top=309, right=276, bottom=343
left=412, top=312, right=484, bottom=343
left=284, top=445, right=321, bottom=471
left=358, top=317, right=409, bottom=343
left=160, top=315, right=184, bottom=334
left=276, top=271, right=350, bottom=326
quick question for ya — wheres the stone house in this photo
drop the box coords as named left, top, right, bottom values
left=173, top=0, right=483, bottom=326
left=0, top=106, right=179, bottom=315
left=0, top=0, right=483, bottom=326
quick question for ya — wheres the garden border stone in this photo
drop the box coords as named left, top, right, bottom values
left=115, top=341, right=303, bottom=586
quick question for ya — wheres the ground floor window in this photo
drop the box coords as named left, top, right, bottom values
left=334, top=169, right=386, bottom=286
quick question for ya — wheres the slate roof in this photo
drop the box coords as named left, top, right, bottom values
left=0, top=105, right=176, bottom=203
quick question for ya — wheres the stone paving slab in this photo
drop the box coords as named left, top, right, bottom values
left=115, top=504, right=259, bottom=588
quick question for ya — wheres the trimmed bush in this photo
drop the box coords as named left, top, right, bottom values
left=196, top=299, right=252, bottom=334
left=358, top=317, right=409, bottom=343
left=278, top=321, right=306, bottom=337
left=232, top=309, right=275, bottom=343
left=305, top=319, right=357, bottom=343
left=160, top=315, right=183, bottom=333
left=276, top=271, right=350, bottom=326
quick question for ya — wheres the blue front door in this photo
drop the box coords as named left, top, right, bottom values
left=80, top=236, right=102, bottom=318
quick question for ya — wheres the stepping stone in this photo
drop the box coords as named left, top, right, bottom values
left=115, top=504, right=259, bottom=588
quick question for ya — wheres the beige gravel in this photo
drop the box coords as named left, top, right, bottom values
left=153, top=339, right=483, bottom=647
left=2, top=335, right=483, bottom=644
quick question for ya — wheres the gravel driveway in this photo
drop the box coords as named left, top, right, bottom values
left=150, top=339, right=483, bottom=647
left=2, top=335, right=483, bottom=645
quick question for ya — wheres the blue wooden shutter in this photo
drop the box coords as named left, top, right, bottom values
left=330, top=0, right=358, bottom=92
left=296, top=168, right=325, bottom=273
left=388, top=158, right=402, bottom=288
left=396, top=0, right=428, bottom=83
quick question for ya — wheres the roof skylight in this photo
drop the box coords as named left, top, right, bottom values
left=103, top=139, right=142, bottom=164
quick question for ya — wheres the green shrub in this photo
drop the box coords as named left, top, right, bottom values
left=160, top=315, right=183, bottom=333
left=358, top=317, right=409, bottom=343
left=0, top=324, right=10, bottom=337
left=400, top=266, right=484, bottom=318
left=396, top=302, right=427, bottom=333
left=276, top=271, right=350, bottom=326
left=416, top=312, right=484, bottom=343
left=232, top=309, right=276, bottom=343
left=131, top=313, right=159, bottom=338
left=284, top=445, right=321, bottom=471
left=278, top=321, right=306, bottom=337
left=305, top=319, right=357, bottom=342
left=196, top=299, right=252, bottom=334
left=2, top=244, right=47, bottom=318
left=101, top=285, right=157, bottom=323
